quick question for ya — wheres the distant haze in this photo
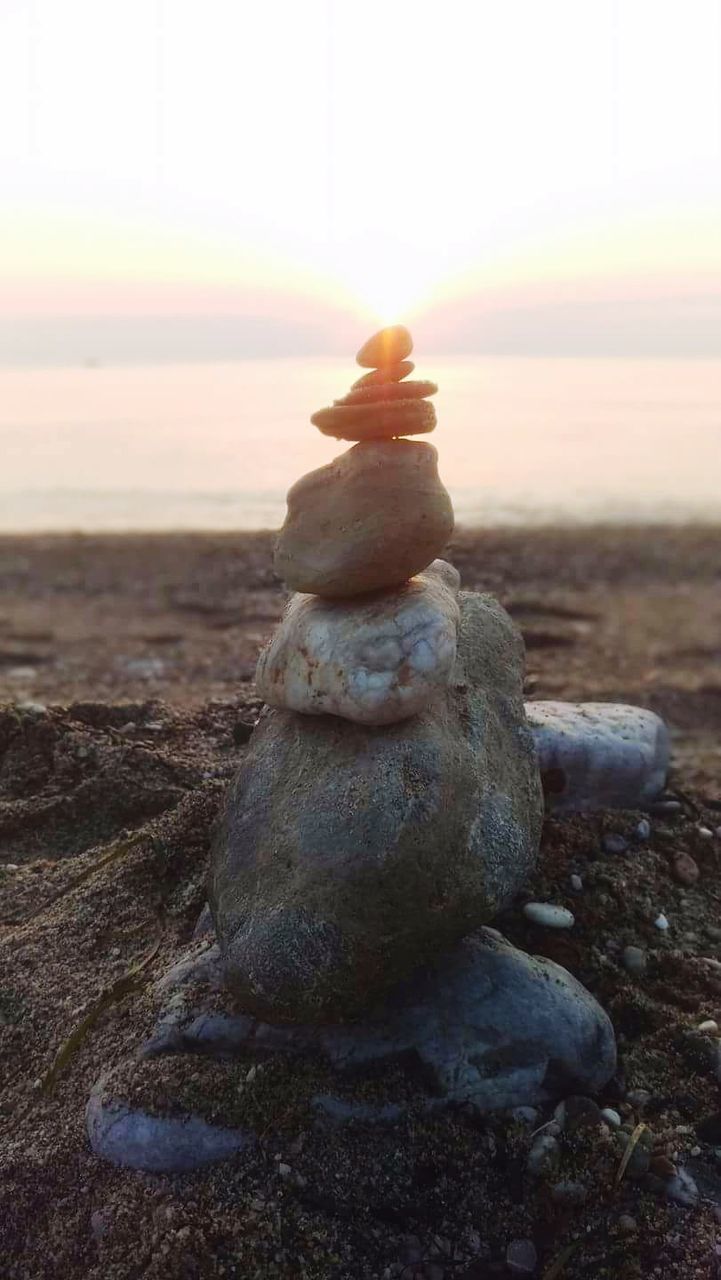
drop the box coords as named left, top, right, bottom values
left=1, top=0, right=720, bottom=364
left=2, top=291, right=721, bottom=366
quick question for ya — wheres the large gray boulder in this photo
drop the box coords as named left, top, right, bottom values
left=209, top=591, right=543, bottom=1022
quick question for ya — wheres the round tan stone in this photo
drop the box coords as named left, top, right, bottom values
left=311, top=397, right=436, bottom=441
left=356, top=325, right=413, bottom=369
left=336, top=379, right=438, bottom=407
left=274, top=439, right=454, bottom=597
left=352, top=360, right=414, bottom=389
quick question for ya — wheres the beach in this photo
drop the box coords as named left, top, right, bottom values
left=1, top=524, right=721, bottom=1278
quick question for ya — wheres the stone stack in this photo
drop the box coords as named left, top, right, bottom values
left=87, top=329, right=631, bottom=1173
left=274, top=324, right=451, bottom=602
left=209, top=328, right=547, bottom=1022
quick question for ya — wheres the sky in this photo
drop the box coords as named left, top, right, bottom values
left=1, top=0, right=720, bottom=362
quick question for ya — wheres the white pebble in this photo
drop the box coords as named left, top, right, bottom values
left=654, top=913, right=670, bottom=931
left=523, top=902, right=575, bottom=930
left=601, top=1107, right=622, bottom=1128
left=2, top=863, right=20, bottom=872
left=569, top=874, right=583, bottom=893
left=698, top=1020, right=719, bottom=1033
left=698, top=826, right=713, bottom=840
left=635, top=818, right=652, bottom=841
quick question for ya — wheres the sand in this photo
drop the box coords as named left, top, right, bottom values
left=1, top=525, right=721, bottom=1279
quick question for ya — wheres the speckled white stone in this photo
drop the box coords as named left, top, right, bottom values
left=526, top=701, right=669, bottom=812
left=256, top=560, right=460, bottom=726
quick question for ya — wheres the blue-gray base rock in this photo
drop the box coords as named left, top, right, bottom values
left=88, top=928, right=616, bottom=1171
left=527, top=700, right=669, bottom=812
left=86, top=1086, right=254, bottom=1172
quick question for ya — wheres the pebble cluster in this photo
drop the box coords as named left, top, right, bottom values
left=310, top=324, right=438, bottom=441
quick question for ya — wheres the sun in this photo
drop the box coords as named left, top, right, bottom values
left=328, top=250, right=446, bottom=330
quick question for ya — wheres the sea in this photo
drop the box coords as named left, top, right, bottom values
left=1, top=356, right=719, bottom=531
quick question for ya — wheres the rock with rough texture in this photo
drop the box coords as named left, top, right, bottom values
left=311, top=397, right=436, bottom=442
left=356, top=325, right=413, bottom=368
left=86, top=1083, right=254, bottom=1172
left=274, top=439, right=454, bottom=598
left=209, top=592, right=543, bottom=1021
left=256, top=560, right=460, bottom=726
left=527, top=701, right=669, bottom=812
left=144, top=928, right=616, bottom=1116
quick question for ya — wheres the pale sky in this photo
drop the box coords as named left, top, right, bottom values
left=1, top=0, right=720, bottom=360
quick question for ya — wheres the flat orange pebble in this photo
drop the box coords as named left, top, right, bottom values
left=336, top=380, right=437, bottom=407
left=311, top=398, right=436, bottom=441
left=351, top=360, right=414, bottom=389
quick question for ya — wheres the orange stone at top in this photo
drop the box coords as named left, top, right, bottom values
left=355, top=325, right=413, bottom=369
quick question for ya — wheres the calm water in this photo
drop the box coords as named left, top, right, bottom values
left=1, top=357, right=719, bottom=530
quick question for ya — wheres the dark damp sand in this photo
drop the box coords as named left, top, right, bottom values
left=1, top=526, right=720, bottom=1278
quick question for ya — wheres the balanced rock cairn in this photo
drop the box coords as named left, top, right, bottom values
left=88, top=327, right=669, bottom=1172
left=209, top=327, right=547, bottom=1021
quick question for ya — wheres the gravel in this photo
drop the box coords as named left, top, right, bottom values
left=622, top=945, right=648, bottom=976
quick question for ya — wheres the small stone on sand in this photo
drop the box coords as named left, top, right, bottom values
left=672, top=851, right=700, bottom=885
left=523, top=902, right=575, bottom=929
